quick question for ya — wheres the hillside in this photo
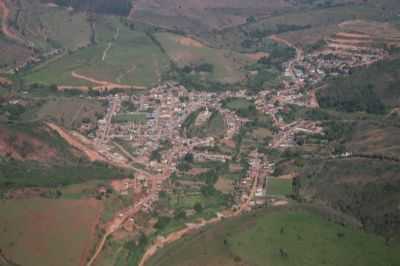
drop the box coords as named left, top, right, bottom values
left=146, top=206, right=400, bottom=266
left=0, top=122, right=125, bottom=188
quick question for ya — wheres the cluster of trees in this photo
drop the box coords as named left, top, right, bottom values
left=318, top=84, right=386, bottom=114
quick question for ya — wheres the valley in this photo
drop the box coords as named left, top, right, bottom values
left=0, top=1, right=399, bottom=266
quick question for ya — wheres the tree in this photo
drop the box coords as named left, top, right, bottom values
left=150, top=150, right=162, bottom=162
left=184, top=153, right=194, bottom=163
left=194, top=202, right=203, bottom=213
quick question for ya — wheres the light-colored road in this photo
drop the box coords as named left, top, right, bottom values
left=47, top=122, right=107, bottom=162
left=86, top=195, right=153, bottom=266
left=138, top=157, right=261, bottom=266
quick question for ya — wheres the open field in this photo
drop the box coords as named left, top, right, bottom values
left=267, top=177, right=292, bottom=196
left=0, top=198, right=102, bottom=266
left=0, top=37, right=33, bottom=69
left=9, top=0, right=91, bottom=51
left=112, top=112, right=147, bottom=124
left=23, top=16, right=169, bottom=88
left=222, top=97, right=255, bottom=111
left=183, top=109, right=226, bottom=138
left=146, top=207, right=400, bottom=266
left=31, top=97, right=106, bottom=129
left=155, top=32, right=254, bottom=83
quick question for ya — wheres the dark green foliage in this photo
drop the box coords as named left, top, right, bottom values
left=319, top=59, right=400, bottom=114
left=155, top=216, right=172, bottom=230
left=318, top=83, right=386, bottom=114
left=298, top=158, right=400, bottom=237
left=53, top=0, right=132, bottom=16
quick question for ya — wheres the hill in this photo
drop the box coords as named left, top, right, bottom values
left=0, top=122, right=126, bottom=188
left=146, top=206, right=400, bottom=266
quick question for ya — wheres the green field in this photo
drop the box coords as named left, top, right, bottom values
left=155, top=32, right=254, bottom=83
left=183, top=109, right=226, bottom=138
left=112, top=112, right=148, bottom=124
left=0, top=198, right=102, bottom=266
left=14, top=0, right=91, bottom=51
left=147, top=207, right=400, bottom=266
left=27, top=97, right=106, bottom=128
left=268, top=177, right=292, bottom=196
left=222, top=97, right=255, bottom=111
left=23, top=16, right=170, bottom=87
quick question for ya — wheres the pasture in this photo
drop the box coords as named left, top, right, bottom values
left=146, top=207, right=400, bottom=266
left=155, top=32, right=254, bottom=83
left=23, top=16, right=170, bottom=88
left=32, top=97, right=106, bottom=129
left=0, top=198, right=102, bottom=266
left=267, top=177, right=292, bottom=196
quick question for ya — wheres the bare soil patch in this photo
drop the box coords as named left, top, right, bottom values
left=0, top=127, right=57, bottom=161
left=177, top=36, right=205, bottom=48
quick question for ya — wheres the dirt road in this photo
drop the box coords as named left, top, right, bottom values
left=46, top=123, right=107, bottom=162
left=57, top=71, right=146, bottom=91
left=86, top=195, right=153, bottom=266
left=71, top=71, right=132, bottom=89
left=270, top=35, right=304, bottom=81
left=139, top=167, right=260, bottom=266
left=0, top=0, right=23, bottom=42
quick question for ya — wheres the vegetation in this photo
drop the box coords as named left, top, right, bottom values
left=319, top=59, right=400, bottom=114
left=0, top=198, right=102, bottom=266
left=147, top=207, right=400, bottom=266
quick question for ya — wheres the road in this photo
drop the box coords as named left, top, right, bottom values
left=86, top=194, right=154, bottom=266
left=138, top=154, right=261, bottom=266
left=47, top=122, right=107, bottom=162
left=270, top=35, right=304, bottom=82
left=0, top=0, right=23, bottom=42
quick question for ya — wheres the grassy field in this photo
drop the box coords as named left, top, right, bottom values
left=183, top=109, right=226, bottom=138
left=112, top=112, right=147, bottom=124
left=13, top=0, right=91, bottom=51
left=155, top=32, right=254, bottom=83
left=222, top=97, right=255, bottom=111
left=23, top=16, right=169, bottom=87
left=29, top=97, right=106, bottom=129
left=146, top=207, right=400, bottom=266
left=267, top=177, right=292, bottom=196
left=0, top=198, right=102, bottom=266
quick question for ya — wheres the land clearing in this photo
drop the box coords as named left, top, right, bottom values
left=214, top=176, right=234, bottom=194
left=47, top=122, right=106, bottom=162
left=0, top=198, right=103, bottom=266
left=0, top=125, right=57, bottom=161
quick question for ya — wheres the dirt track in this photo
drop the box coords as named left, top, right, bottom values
left=139, top=167, right=259, bottom=266
left=0, top=0, right=23, bottom=42
left=46, top=122, right=107, bottom=162
left=58, top=71, right=146, bottom=91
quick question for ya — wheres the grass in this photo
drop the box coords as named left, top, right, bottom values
left=23, top=16, right=169, bottom=87
left=183, top=109, right=226, bottom=138
left=29, top=97, right=106, bottom=128
left=38, top=7, right=92, bottom=50
left=268, top=178, right=293, bottom=196
left=147, top=207, right=400, bottom=266
left=155, top=32, right=253, bottom=83
left=222, top=97, right=254, bottom=111
left=112, top=112, right=147, bottom=124
left=0, top=198, right=102, bottom=266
